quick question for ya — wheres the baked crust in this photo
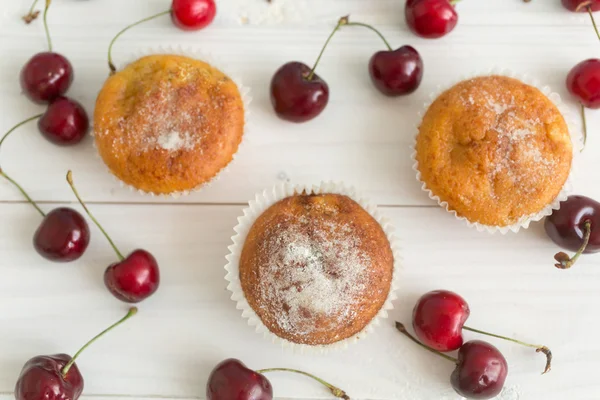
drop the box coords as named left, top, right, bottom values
left=239, top=193, right=394, bottom=345
left=94, top=54, right=244, bottom=194
left=416, top=75, right=573, bottom=226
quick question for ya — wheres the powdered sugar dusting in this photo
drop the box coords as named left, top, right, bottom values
left=156, top=131, right=195, bottom=151
left=257, top=213, right=371, bottom=338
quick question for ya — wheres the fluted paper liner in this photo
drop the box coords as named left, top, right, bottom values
left=411, top=68, right=584, bottom=234
left=224, top=182, right=402, bottom=354
left=91, top=45, right=252, bottom=198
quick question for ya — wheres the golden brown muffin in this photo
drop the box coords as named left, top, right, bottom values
left=94, top=54, right=245, bottom=194
left=416, top=75, right=573, bottom=227
left=239, top=193, right=394, bottom=346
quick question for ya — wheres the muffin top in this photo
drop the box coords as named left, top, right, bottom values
left=94, top=54, right=244, bottom=194
left=239, top=193, right=394, bottom=346
left=416, top=75, right=573, bottom=227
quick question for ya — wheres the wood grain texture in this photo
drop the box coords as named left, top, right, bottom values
left=0, top=0, right=599, bottom=399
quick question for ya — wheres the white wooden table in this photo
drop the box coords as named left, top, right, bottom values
left=1, top=1, right=599, bottom=399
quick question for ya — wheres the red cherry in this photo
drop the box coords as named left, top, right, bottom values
left=34, top=208, right=90, bottom=262
left=15, top=309, right=137, bottom=400
left=369, top=46, right=423, bottom=96
left=413, top=290, right=469, bottom=352
left=171, top=0, right=216, bottom=30
left=566, top=59, right=600, bottom=109
left=561, top=0, right=600, bottom=12
left=270, top=62, right=330, bottom=123
left=207, top=359, right=273, bottom=400
left=405, top=0, right=459, bottom=39
left=450, top=341, right=508, bottom=400
left=38, top=97, right=89, bottom=146
left=104, top=250, right=160, bottom=303
left=20, top=52, right=73, bottom=104
left=66, top=172, right=160, bottom=303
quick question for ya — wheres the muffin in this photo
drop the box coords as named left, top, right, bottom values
left=94, top=54, right=245, bottom=195
left=415, top=75, right=573, bottom=228
left=238, top=191, right=394, bottom=346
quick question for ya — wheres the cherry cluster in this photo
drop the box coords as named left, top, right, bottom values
left=398, top=290, right=552, bottom=399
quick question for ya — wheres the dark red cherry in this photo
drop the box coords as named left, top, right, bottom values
left=412, top=290, right=470, bottom=352
left=33, top=208, right=90, bottom=262
left=562, top=0, right=600, bottom=11
left=545, top=195, right=600, bottom=269
left=104, top=249, right=160, bottom=303
left=405, top=0, right=459, bottom=39
left=566, top=59, right=600, bottom=109
left=20, top=52, right=73, bottom=104
left=171, top=0, right=216, bottom=30
left=270, top=62, right=329, bottom=123
left=15, top=354, right=83, bottom=400
left=369, top=45, right=423, bottom=96
left=38, top=97, right=89, bottom=146
left=450, top=341, right=508, bottom=400
left=207, top=359, right=273, bottom=400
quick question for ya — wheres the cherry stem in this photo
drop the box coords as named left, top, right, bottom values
left=0, top=169, right=45, bottom=217
left=395, top=322, right=458, bottom=363
left=462, top=325, right=552, bottom=374
left=61, top=307, right=137, bottom=377
left=43, top=0, right=52, bottom=52
left=449, top=0, right=461, bottom=5
left=581, top=103, right=588, bottom=149
left=587, top=6, right=600, bottom=42
left=256, top=368, right=350, bottom=399
left=307, top=16, right=349, bottom=81
left=0, top=114, right=45, bottom=217
left=22, top=0, right=40, bottom=23
left=344, top=21, right=393, bottom=51
left=554, top=220, right=592, bottom=270
left=107, top=10, right=171, bottom=74
left=66, top=171, right=125, bottom=261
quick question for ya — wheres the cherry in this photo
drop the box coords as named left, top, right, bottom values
left=562, top=0, right=600, bottom=12
left=38, top=97, right=89, bottom=146
left=567, top=59, right=600, bottom=110
left=0, top=118, right=90, bottom=262
left=451, top=341, right=508, bottom=399
left=405, top=0, right=459, bottom=39
left=397, top=323, right=507, bottom=400
left=107, top=0, right=217, bottom=73
left=545, top=195, right=600, bottom=269
left=171, top=0, right=216, bottom=31
left=66, top=172, right=160, bottom=303
left=413, top=290, right=470, bottom=352
left=412, top=290, right=552, bottom=373
left=20, top=1, right=73, bottom=104
left=15, top=308, right=137, bottom=400
left=206, top=359, right=349, bottom=400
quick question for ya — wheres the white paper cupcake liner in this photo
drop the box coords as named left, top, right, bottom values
left=410, top=67, right=584, bottom=234
left=91, top=45, right=252, bottom=198
left=224, top=182, right=402, bottom=354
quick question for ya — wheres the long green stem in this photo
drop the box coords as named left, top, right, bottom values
left=66, top=171, right=124, bottom=261
left=344, top=22, right=392, bottom=51
left=0, top=114, right=43, bottom=150
left=256, top=368, right=349, bottom=399
left=108, top=10, right=171, bottom=73
left=554, top=220, right=593, bottom=271
left=0, top=169, right=45, bottom=217
left=43, top=0, right=52, bottom=52
left=22, top=0, right=40, bottom=23
left=307, top=16, right=349, bottom=81
left=588, top=6, right=600, bottom=43
left=395, top=322, right=458, bottom=363
left=581, top=104, right=588, bottom=149
left=463, top=325, right=552, bottom=374
left=62, top=308, right=137, bottom=376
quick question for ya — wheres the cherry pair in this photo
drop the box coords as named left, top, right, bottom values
left=21, top=0, right=89, bottom=145
left=107, top=0, right=216, bottom=72
left=206, top=359, right=349, bottom=400
left=405, top=0, right=460, bottom=39
left=15, top=308, right=137, bottom=400
left=397, top=290, right=552, bottom=399
left=271, top=16, right=424, bottom=123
